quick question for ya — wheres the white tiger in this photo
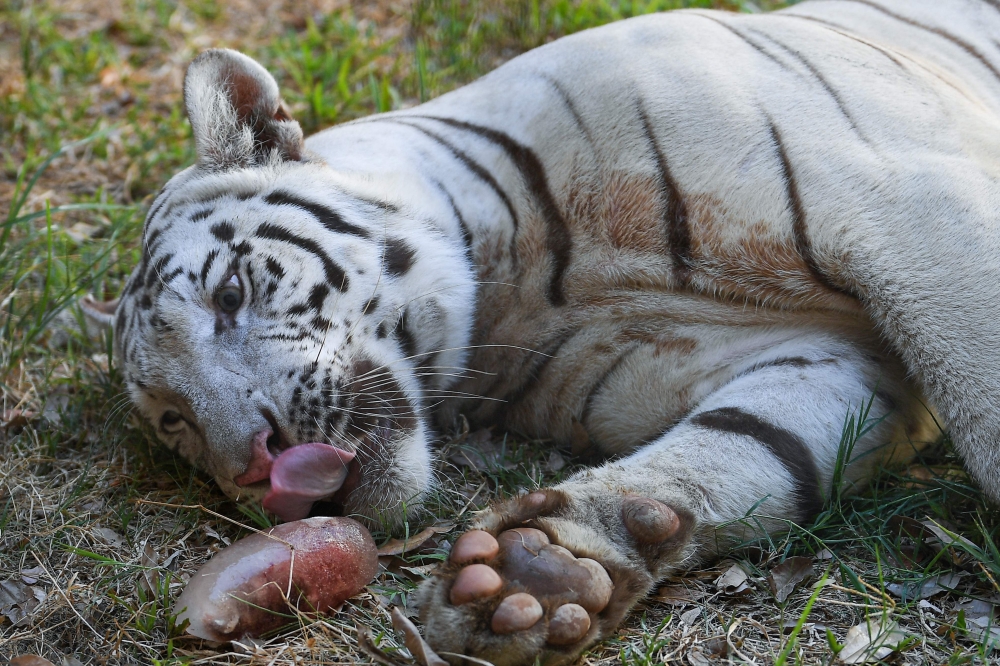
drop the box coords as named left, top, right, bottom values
left=92, top=0, right=1000, bottom=662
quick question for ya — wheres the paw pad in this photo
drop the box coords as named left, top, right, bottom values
left=450, top=563, right=502, bottom=604
left=547, top=603, right=590, bottom=645
left=621, top=495, right=680, bottom=543
left=451, top=530, right=500, bottom=564
left=446, top=524, right=613, bottom=648
left=491, top=592, right=543, bottom=634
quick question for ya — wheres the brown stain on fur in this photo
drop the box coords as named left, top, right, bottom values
left=685, top=193, right=856, bottom=310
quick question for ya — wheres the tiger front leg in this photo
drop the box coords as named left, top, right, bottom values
left=417, top=342, right=925, bottom=665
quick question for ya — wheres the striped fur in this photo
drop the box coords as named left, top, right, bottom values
left=105, top=1, right=1000, bottom=660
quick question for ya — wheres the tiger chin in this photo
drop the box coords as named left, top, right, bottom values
left=91, top=0, right=1000, bottom=664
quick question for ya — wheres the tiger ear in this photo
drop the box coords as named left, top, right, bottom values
left=183, top=48, right=304, bottom=169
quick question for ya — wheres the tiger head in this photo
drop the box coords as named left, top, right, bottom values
left=108, top=49, right=475, bottom=529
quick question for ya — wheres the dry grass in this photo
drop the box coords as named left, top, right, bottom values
left=2, top=0, right=1000, bottom=664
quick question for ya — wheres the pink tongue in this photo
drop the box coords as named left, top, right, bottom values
left=262, top=443, right=355, bottom=521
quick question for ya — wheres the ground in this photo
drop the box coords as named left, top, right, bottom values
left=2, top=0, right=1000, bottom=664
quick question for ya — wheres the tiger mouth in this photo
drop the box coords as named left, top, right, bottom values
left=257, top=442, right=358, bottom=521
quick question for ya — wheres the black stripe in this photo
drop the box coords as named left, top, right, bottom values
left=384, top=238, right=416, bottom=277
left=264, top=257, right=285, bottom=279
left=352, top=194, right=400, bottom=214
left=160, top=267, right=184, bottom=286
left=844, top=0, right=1000, bottom=84
left=637, top=103, right=691, bottom=285
left=145, top=254, right=174, bottom=289
left=190, top=208, right=214, bottom=222
left=785, top=14, right=979, bottom=104
left=307, top=284, right=329, bottom=312
left=420, top=116, right=573, bottom=306
left=691, top=406, right=823, bottom=521
left=781, top=14, right=908, bottom=69
left=695, top=14, right=789, bottom=70
left=210, top=222, right=235, bottom=242
left=750, top=29, right=866, bottom=140
left=430, top=178, right=473, bottom=253
left=255, top=223, right=350, bottom=291
left=143, top=228, right=162, bottom=261
left=581, top=343, right=641, bottom=426
left=498, top=327, right=581, bottom=414
left=535, top=72, right=595, bottom=146
left=396, top=315, right=418, bottom=360
left=768, top=120, right=854, bottom=299
left=144, top=187, right=169, bottom=225
left=200, top=249, right=219, bottom=287
left=232, top=241, right=253, bottom=257
left=387, top=120, right=521, bottom=233
left=263, top=190, right=370, bottom=239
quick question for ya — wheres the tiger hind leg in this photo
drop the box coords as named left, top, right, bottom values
left=416, top=340, right=934, bottom=665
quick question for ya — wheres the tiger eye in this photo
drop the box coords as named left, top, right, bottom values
left=216, top=275, right=243, bottom=313
left=160, top=410, right=183, bottom=432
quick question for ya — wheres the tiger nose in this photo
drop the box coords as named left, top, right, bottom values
left=233, top=428, right=278, bottom=487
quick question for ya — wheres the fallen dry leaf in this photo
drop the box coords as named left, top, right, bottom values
left=9, top=656, right=57, bottom=666
left=680, top=608, right=701, bottom=626
left=768, top=556, right=814, bottom=603
left=377, top=524, right=454, bottom=557
left=357, top=623, right=404, bottom=666
left=715, top=564, right=750, bottom=595
left=955, top=598, right=1000, bottom=650
left=0, top=578, right=45, bottom=626
left=20, top=566, right=44, bottom=585
left=391, top=606, right=448, bottom=666
left=921, top=519, right=978, bottom=559
left=138, top=539, right=160, bottom=596
left=886, top=572, right=962, bottom=601
left=92, top=526, right=124, bottom=548
left=838, top=619, right=907, bottom=663
left=447, top=430, right=514, bottom=471
left=652, top=584, right=705, bottom=605
left=687, top=646, right=712, bottom=666
left=545, top=450, right=566, bottom=473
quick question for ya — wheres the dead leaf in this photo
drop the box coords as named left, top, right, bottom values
left=918, top=599, right=942, bottom=614
left=955, top=598, right=1000, bottom=650
left=203, top=524, right=231, bottom=546
left=399, top=564, right=439, bottom=579
left=1, top=409, right=34, bottom=434
left=687, top=646, right=712, bottom=666
left=64, top=222, right=100, bottom=244
left=357, top=623, right=403, bottom=666
left=377, top=524, right=454, bottom=557
left=92, top=527, right=123, bottom=548
left=652, top=585, right=705, bottom=605
left=886, top=572, right=962, bottom=601
left=703, top=636, right=729, bottom=657
left=768, top=556, right=814, bottom=603
left=138, top=540, right=160, bottom=597
left=545, top=450, right=566, bottom=473
left=922, top=520, right=977, bottom=551
left=391, top=606, right=448, bottom=666
left=9, top=656, right=57, bottom=666
left=715, top=564, right=750, bottom=595
left=448, top=430, right=514, bottom=471
left=838, top=619, right=907, bottom=663
left=680, top=608, right=701, bottom=626
left=20, top=566, right=44, bottom=585
left=0, top=578, right=42, bottom=626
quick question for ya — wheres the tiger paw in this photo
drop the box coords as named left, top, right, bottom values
left=417, top=490, right=689, bottom=666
